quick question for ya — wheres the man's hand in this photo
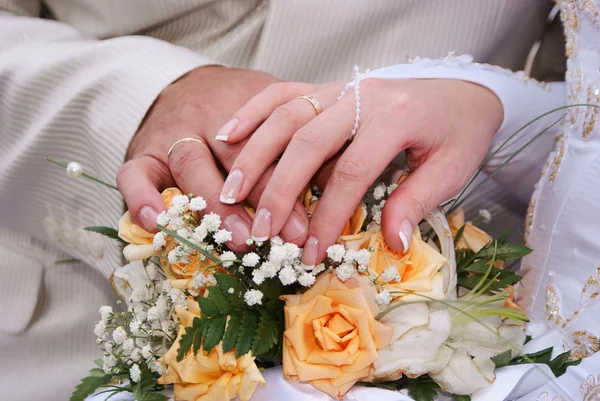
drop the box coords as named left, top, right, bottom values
left=117, top=66, right=310, bottom=250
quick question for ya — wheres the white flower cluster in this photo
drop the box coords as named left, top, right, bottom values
left=325, top=244, right=372, bottom=282
left=94, top=263, right=185, bottom=380
left=370, top=180, right=397, bottom=224
left=249, top=240, right=321, bottom=291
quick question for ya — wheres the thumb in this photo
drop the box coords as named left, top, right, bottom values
left=381, top=157, right=467, bottom=251
left=117, top=156, right=174, bottom=232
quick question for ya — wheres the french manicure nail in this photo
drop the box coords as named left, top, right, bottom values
left=251, top=208, right=271, bottom=241
left=139, top=206, right=159, bottom=231
left=398, top=219, right=413, bottom=252
left=220, top=169, right=244, bottom=204
left=301, top=236, right=319, bottom=266
left=223, top=214, right=251, bottom=247
left=215, top=118, right=238, bottom=141
left=280, top=212, right=308, bottom=242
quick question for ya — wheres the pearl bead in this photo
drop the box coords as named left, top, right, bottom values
left=66, top=162, right=83, bottom=177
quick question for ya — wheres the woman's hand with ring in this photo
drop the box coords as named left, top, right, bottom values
left=217, top=78, right=503, bottom=266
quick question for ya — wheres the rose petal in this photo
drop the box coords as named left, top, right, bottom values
left=429, top=348, right=496, bottom=395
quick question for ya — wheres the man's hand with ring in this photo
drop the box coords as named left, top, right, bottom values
left=116, top=66, right=311, bottom=251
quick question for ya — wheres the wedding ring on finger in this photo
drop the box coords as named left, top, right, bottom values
left=296, top=95, right=323, bottom=116
left=167, top=137, right=208, bottom=160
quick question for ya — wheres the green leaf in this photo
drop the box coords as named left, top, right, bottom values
left=215, top=273, right=245, bottom=309
left=177, top=325, right=195, bottom=361
left=197, top=297, right=221, bottom=317
left=222, top=312, right=242, bottom=352
left=406, top=378, right=440, bottom=401
left=252, top=312, right=280, bottom=356
left=203, top=315, right=227, bottom=352
left=454, top=224, right=466, bottom=243
left=131, top=368, right=168, bottom=401
left=192, top=316, right=204, bottom=355
left=507, top=346, right=581, bottom=378
left=477, top=243, right=532, bottom=260
left=453, top=395, right=472, bottom=401
left=492, top=350, right=513, bottom=368
left=258, top=278, right=284, bottom=311
left=84, top=226, right=126, bottom=244
left=207, top=285, right=232, bottom=315
left=236, top=310, right=259, bottom=357
left=70, top=367, right=113, bottom=401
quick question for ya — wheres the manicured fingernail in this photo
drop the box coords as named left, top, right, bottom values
left=139, top=206, right=159, bottom=231
left=223, top=214, right=251, bottom=247
left=398, top=219, right=413, bottom=252
left=280, top=212, right=308, bottom=242
left=251, top=208, right=271, bottom=241
left=215, top=118, right=238, bottom=141
left=220, top=169, right=244, bottom=204
left=301, top=236, right=319, bottom=266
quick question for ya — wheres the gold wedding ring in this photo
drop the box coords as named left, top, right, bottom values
left=167, top=137, right=207, bottom=159
left=297, top=95, right=323, bottom=116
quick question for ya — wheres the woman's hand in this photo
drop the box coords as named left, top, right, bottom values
left=116, top=67, right=311, bottom=252
left=216, top=78, right=503, bottom=267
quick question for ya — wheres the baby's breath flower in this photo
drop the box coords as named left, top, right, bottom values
left=479, top=208, right=492, bottom=223
left=270, top=236, right=284, bottom=246
left=122, top=338, right=135, bottom=355
left=193, top=224, right=208, bottom=243
left=170, top=194, right=190, bottom=208
left=326, top=244, right=346, bottom=263
left=335, top=263, right=356, bottom=281
left=269, top=245, right=286, bottom=264
left=169, top=215, right=185, bottom=230
left=227, top=288, right=235, bottom=294
left=130, top=321, right=142, bottom=336
left=278, top=265, right=297, bottom=285
left=260, top=261, right=280, bottom=279
left=141, top=344, right=153, bottom=361
left=381, top=266, right=400, bottom=283
left=252, top=269, right=265, bottom=285
left=284, top=243, right=301, bottom=262
left=152, top=231, right=167, bottom=251
left=214, top=229, right=233, bottom=244
left=156, top=211, right=169, bottom=226
left=161, top=280, right=172, bottom=293
left=192, top=272, right=206, bottom=289
left=99, top=305, right=113, bottom=321
left=146, top=262, right=159, bottom=280
left=355, top=249, right=371, bottom=266
left=244, top=289, right=263, bottom=306
left=220, top=251, right=237, bottom=267
left=373, top=183, right=387, bottom=200
left=130, top=348, right=142, bottom=362
left=298, top=272, right=316, bottom=287
left=242, top=252, right=260, bottom=267
left=202, top=213, right=221, bottom=232
left=130, top=363, right=142, bottom=383
left=102, top=354, right=117, bottom=374
left=112, top=327, right=128, bottom=345
left=313, top=263, right=326, bottom=274
left=387, top=183, right=398, bottom=195
left=189, top=197, right=207, bottom=211
left=375, top=290, right=392, bottom=308
left=206, top=274, right=217, bottom=286
left=245, top=238, right=254, bottom=246
left=94, top=321, right=107, bottom=338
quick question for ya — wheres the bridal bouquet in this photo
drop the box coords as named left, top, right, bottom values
left=69, top=167, right=536, bottom=401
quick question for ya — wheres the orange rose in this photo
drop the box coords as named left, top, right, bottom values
left=159, top=298, right=266, bottom=401
left=447, top=208, right=491, bottom=253
left=281, top=272, right=393, bottom=400
left=302, top=186, right=366, bottom=238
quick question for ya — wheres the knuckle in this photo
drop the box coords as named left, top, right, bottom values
left=330, top=156, right=365, bottom=187
left=265, top=82, right=289, bottom=97
left=202, top=190, right=223, bottom=212
left=271, top=105, right=298, bottom=125
left=170, top=147, right=209, bottom=178
left=116, top=160, right=138, bottom=189
left=403, top=191, right=430, bottom=221
left=292, top=125, right=325, bottom=147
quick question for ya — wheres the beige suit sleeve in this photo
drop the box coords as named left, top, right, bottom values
left=0, top=3, right=214, bottom=277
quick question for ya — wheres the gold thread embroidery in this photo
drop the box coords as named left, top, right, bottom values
left=549, top=135, right=567, bottom=184
left=581, top=374, right=600, bottom=400
left=537, top=392, right=562, bottom=401
left=568, top=68, right=583, bottom=125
